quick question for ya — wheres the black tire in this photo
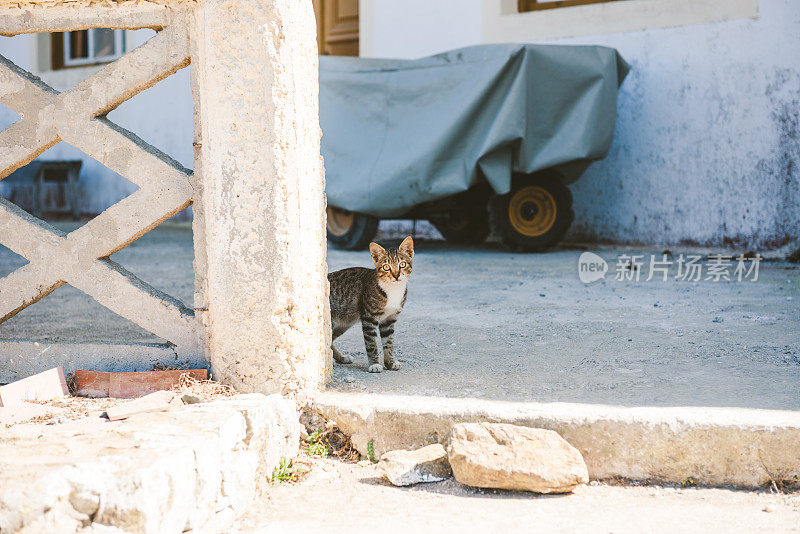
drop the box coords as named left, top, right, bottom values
left=326, top=206, right=379, bottom=250
left=489, top=172, right=574, bottom=252
left=430, top=208, right=490, bottom=245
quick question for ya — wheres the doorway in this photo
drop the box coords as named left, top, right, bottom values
left=313, top=0, right=359, bottom=56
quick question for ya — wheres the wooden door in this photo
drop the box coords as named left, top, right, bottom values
left=313, top=0, right=359, bottom=56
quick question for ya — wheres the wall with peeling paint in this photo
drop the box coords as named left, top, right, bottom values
left=554, top=0, right=800, bottom=248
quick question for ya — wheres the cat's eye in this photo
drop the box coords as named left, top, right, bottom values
left=383, top=265, right=391, bottom=271
left=399, top=262, right=407, bottom=268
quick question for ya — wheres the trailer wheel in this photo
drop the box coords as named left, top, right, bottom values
left=430, top=208, right=490, bottom=245
left=490, top=173, right=573, bottom=252
left=326, top=206, right=379, bottom=250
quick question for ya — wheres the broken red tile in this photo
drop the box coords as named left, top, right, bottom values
left=0, top=367, right=69, bottom=407
left=74, top=369, right=208, bottom=399
left=73, top=370, right=110, bottom=398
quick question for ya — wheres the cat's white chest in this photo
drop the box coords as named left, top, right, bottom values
left=379, top=280, right=406, bottom=316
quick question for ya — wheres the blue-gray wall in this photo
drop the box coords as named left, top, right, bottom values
left=558, top=0, right=799, bottom=248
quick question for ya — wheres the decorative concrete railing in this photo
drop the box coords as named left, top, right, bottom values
left=0, top=0, right=330, bottom=398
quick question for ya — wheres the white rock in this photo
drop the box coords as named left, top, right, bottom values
left=447, top=422, right=589, bottom=493
left=378, top=444, right=452, bottom=486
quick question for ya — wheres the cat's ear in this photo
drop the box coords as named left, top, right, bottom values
left=369, top=242, right=387, bottom=264
left=399, top=236, right=414, bottom=258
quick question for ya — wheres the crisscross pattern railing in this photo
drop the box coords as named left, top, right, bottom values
left=0, top=20, right=200, bottom=356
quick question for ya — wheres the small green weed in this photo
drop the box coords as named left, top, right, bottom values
left=304, top=430, right=329, bottom=457
left=366, top=439, right=377, bottom=463
left=681, top=477, right=697, bottom=488
left=271, top=457, right=304, bottom=484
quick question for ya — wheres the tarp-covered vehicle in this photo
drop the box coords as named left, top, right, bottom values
left=321, top=44, right=628, bottom=251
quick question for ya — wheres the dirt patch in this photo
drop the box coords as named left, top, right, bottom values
left=17, top=396, right=121, bottom=425
left=234, top=455, right=800, bottom=533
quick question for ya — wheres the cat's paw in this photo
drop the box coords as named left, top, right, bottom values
left=385, top=362, right=401, bottom=371
left=367, top=364, right=383, bottom=373
left=335, top=355, right=354, bottom=364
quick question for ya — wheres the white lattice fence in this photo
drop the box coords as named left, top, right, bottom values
left=0, top=0, right=329, bottom=394
left=0, top=8, right=202, bottom=371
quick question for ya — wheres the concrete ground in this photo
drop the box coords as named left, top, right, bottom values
left=1, top=223, right=798, bottom=409
left=0, top=223, right=194, bottom=343
left=238, top=456, right=800, bottom=533
left=329, top=235, right=800, bottom=410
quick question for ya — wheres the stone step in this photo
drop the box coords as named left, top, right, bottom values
left=312, top=391, right=800, bottom=489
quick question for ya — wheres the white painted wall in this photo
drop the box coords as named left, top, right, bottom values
left=361, top=0, right=800, bottom=249
left=364, top=0, right=483, bottom=59
left=0, top=30, right=193, bottom=218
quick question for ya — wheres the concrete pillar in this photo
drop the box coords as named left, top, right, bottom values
left=191, top=0, right=331, bottom=396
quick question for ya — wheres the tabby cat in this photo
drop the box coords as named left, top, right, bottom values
left=328, top=236, right=414, bottom=373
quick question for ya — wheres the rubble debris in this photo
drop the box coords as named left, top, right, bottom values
left=171, top=372, right=235, bottom=400
left=0, top=402, right=66, bottom=426
left=378, top=444, right=452, bottom=486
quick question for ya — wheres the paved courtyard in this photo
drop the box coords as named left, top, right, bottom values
left=1, top=222, right=798, bottom=409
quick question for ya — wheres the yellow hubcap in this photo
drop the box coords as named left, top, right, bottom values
left=508, top=186, right=557, bottom=237
left=326, top=206, right=354, bottom=237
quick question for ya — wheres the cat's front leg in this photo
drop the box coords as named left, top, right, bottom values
left=361, top=317, right=382, bottom=372
left=379, top=318, right=401, bottom=370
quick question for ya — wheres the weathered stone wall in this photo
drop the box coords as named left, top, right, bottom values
left=0, top=394, right=300, bottom=533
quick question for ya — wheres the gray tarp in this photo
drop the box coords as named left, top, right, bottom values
left=320, top=44, right=628, bottom=218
